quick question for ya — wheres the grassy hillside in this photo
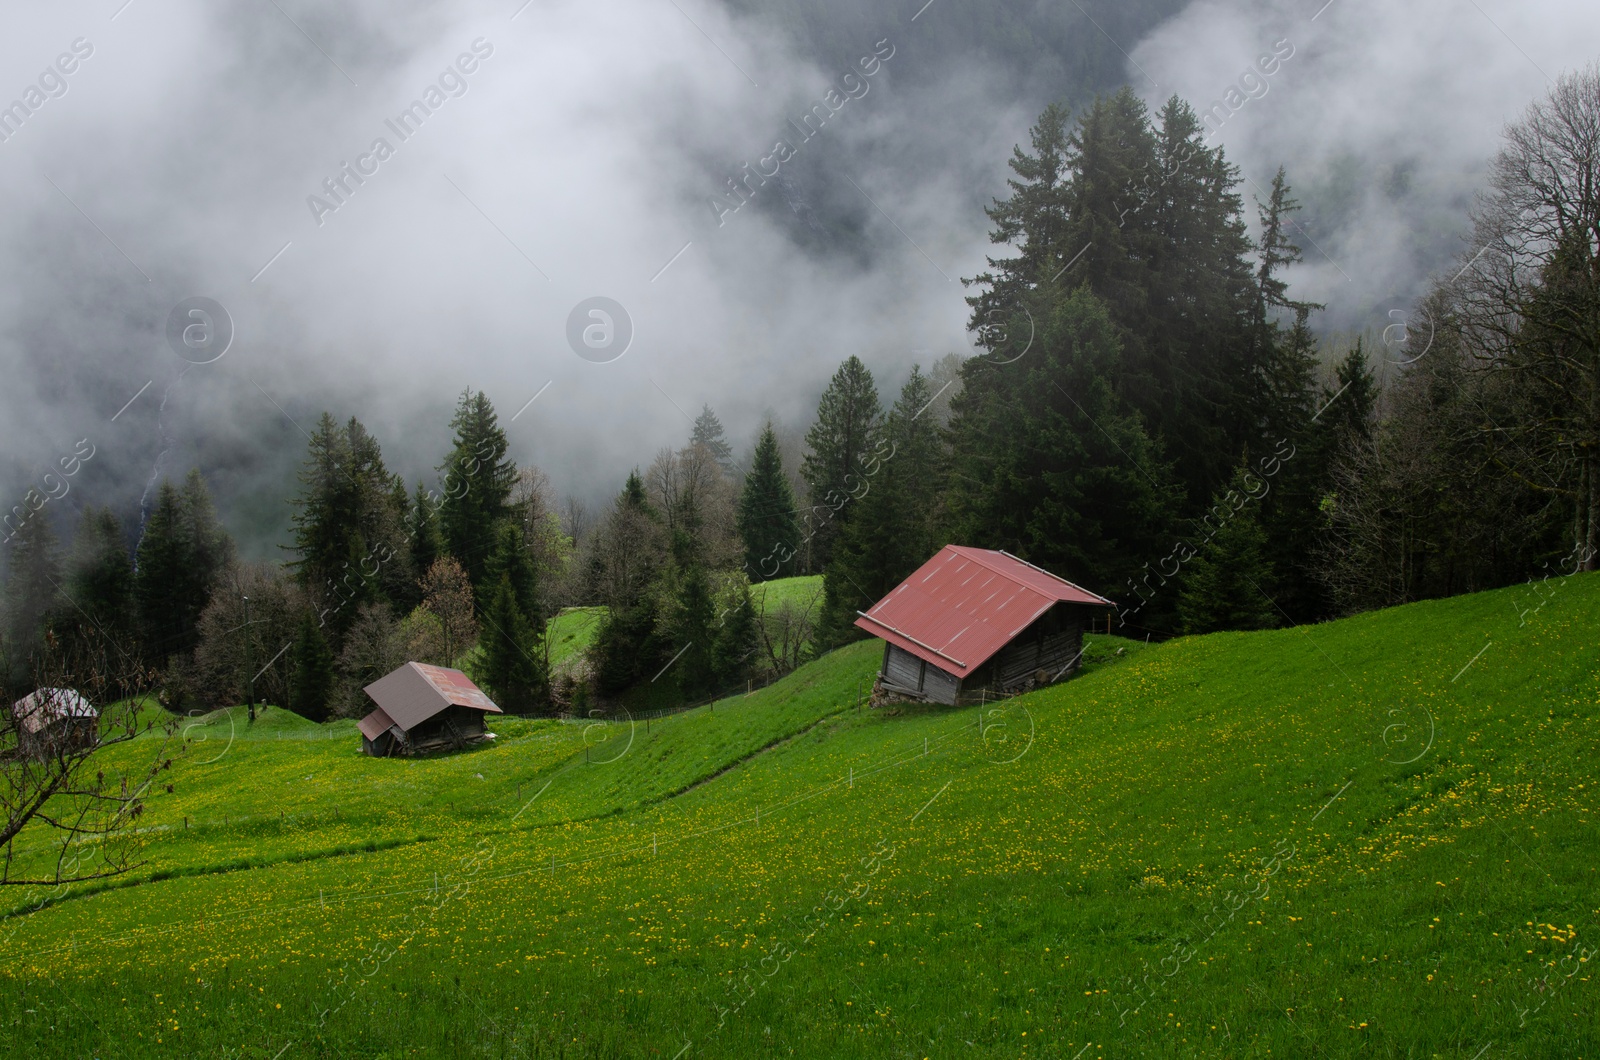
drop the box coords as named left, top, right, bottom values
left=543, top=575, right=822, bottom=690
left=750, top=573, right=823, bottom=617
left=547, top=606, right=605, bottom=676
left=2, top=578, right=1597, bottom=1057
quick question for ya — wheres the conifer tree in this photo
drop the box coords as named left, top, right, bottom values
left=668, top=563, right=717, bottom=699
left=590, top=470, right=668, bottom=692
left=819, top=366, right=946, bottom=645
left=485, top=520, right=541, bottom=631
left=948, top=288, right=1181, bottom=609
left=691, top=404, right=737, bottom=478
left=738, top=424, right=802, bottom=581
left=409, top=482, right=444, bottom=589
left=1324, top=340, right=1378, bottom=451
left=288, top=414, right=408, bottom=644
left=800, top=357, right=882, bottom=568
left=2, top=513, right=62, bottom=677
left=135, top=471, right=233, bottom=667
left=179, top=469, right=235, bottom=596
left=438, top=390, right=516, bottom=593
left=288, top=612, right=335, bottom=721
left=480, top=575, right=545, bottom=714
left=1178, top=467, right=1280, bottom=634
left=65, top=507, right=135, bottom=652
left=969, top=93, right=1264, bottom=512
left=711, top=583, right=761, bottom=688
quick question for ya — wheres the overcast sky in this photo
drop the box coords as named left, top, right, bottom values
left=0, top=0, right=1591, bottom=559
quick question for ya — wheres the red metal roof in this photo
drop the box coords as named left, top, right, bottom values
left=361, top=662, right=502, bottom=733
left=853, top=546, right=1113, bottom=679
left=356, top=704, right=398, bottom=741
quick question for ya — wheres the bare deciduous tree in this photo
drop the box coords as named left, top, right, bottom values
left=420, top=557, right=476, bottom=665
left=646, top=442, right=739, bottom=568
left=193, top=563, right=306, bottom=711
left=1, top=629, right=173, bottom=892
left=1455, top=62, right=1600, bottom=568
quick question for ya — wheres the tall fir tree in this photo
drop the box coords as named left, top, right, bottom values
left=288, top=414, right=409, bottom=646
left=409, top=481, right=444, bottom=590
left=711, top=583, right=761, bottom=688
left=135, top=471, right=233, bottom=667
left=288, top=612, right=335, bottom=722
left=480, top=575, right=546, bottom=714
left=970, top=93, right=1263, bottom=513
left=800, top=357, right=883, bottom=569
left=438, top=390, right=516, bottom=595
left=590, top=470, right=669, bottom=692
left=947, top=288, right=1181, bottom=615
left=819, top=366, right=947, bottom=645
left=1177, top=465, right=1281, bottom=635
left=64, top=507, right=136, bottom=653
left=485, top=519, right=541, bottom=632
left=691, top=404, right=737, bottom=478
left=2, top=513, right=62, bottom=677
left=737, top=423, right=802, bottom=582
left=1323, top=340, right=1378, bottom=451
left=667, top=563, right=717, bottom=699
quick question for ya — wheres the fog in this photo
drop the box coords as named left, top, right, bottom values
left=0, top=0, right=1590, bottom=559
left=1129, top=0, right=1595, bottom=333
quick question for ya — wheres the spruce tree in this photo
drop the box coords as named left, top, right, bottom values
left=800, top=357, right=882, bottom=568
left=485, top=519, right=541, bottom=631
left=408, top=482, right=444, bottom=590
left=289, top=613, right=335, bottom=721
left=480, top=575, right=545, bottom=714
left=737, top=423, right=802, bottom=581
left=2, top=512, right=62, bottom=677
left=134, top=481, right=187, bottom=665
left=691, top=404, right=737, bottom=478
left=1324, top=340, right=1377, bottom=451
left=178, top=469, right=235, bottom=598
left=438, top=390, right=516, bottom=594
left=590, top=470, right=668, bottom=692
left=711, top=584, right=760, bottom=688
left=947, top=288, right=1181, bottom=613
left=135, top=472, right=232, bottom=668
left=819, top=366, right=946, bottom=645
left=65, top=507, right=135, bottom=652
left=970, top=93, right=1264, bottom=513
left=1177, top=467, right=1280, bottom=635
left=289, top=414, right=408, bottom=645
left=669, top=564, right=716, bottom=699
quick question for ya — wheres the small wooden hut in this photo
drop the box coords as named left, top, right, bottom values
left=357, top=662, right=502, bottom=757
left=11, top=688, right=99, bottom=757
left=855, top=546, right=1114, bottom=706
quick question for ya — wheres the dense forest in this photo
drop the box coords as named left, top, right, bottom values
left=3, top=67, right=1596, bottom=720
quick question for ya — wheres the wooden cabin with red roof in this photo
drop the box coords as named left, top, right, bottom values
left=854, top=546, right=1114, bottom=705
left=357, top=662, right=503, bottom=756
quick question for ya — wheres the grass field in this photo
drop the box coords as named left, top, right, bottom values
left=749, top=574, right=823, bottom=619
left=2, top=575, right=1597, bottom=1057
left=546, top=606, right=606, bottom=677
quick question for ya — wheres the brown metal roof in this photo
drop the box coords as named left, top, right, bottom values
left=361, top=662, right=502, bottom=732
left=356, top=704, right=397, bottom=741
left=11, top=688, right=96, bottom=736
left=854, top=546, right=1114, bottom=679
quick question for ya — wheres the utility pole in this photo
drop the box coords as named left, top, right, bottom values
left=244, top=594, right=256, bottom=725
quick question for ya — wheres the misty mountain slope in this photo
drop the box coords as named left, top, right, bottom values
left=714, top=0, right=1197, bottom=260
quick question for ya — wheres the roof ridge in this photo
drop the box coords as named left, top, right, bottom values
left=996, top=549, right=1114, bottom=605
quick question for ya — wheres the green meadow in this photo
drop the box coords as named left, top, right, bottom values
left=1, top=574, right=1597, bottom=1058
